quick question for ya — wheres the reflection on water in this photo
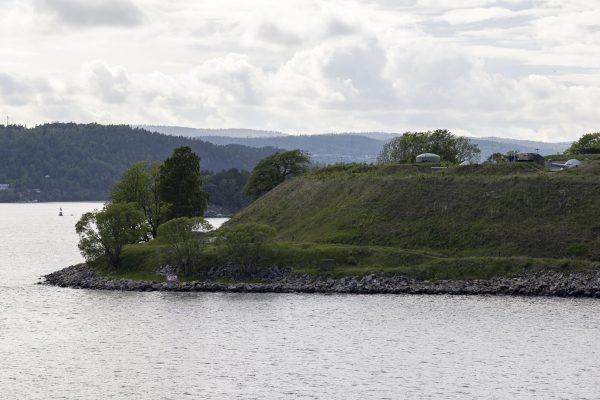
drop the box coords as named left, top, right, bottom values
left=1, top=203, right=599, bottom=399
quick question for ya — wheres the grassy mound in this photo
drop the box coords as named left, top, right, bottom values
left=220, top=161, right=600, bottom=278
left=102, top=161, right=600, bottom=282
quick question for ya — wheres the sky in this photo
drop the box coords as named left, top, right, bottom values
left=1, top=0, right=600, bottom=141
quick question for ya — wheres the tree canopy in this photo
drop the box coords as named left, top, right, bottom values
left=111, top=161, right=165, bottom=239
left=157, top=216, right=213, bottom=275
left=159, top=146, right=209, bottom=219
left=377, top=129, right=481, bottom=164
left=566, top=132, right=600, bottom=154
left=244, top=150, right=311, bottom=199
left=75, top=202, right=148, bottom=270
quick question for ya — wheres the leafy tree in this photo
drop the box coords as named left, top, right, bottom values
left=566, top=132, right=600, bottom=154
left=244, top=150, right=311, bottom=199
left=157, top=217, right=213, bottom=275
left=487, top=153, right=506, bottom=163
left=159, top=146, right=209, bottom=219
left=75, top=202, right=148, bottom=270
left=377, top=129, right=480, bottom=164
left=111, top=161, right=168, bottom=239
left=217, top=223, right=275, bottom=275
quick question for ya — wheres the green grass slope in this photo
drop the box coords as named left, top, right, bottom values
left=228, top=162, right=600, bottom=271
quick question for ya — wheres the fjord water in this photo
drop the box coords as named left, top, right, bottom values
left=1, top=203, right=599, bottom=399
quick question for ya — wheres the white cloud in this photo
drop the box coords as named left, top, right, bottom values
left=434, top=7, right=514, bottom=25
left=83, top=61, right=131, bottom=103
left=1, top=0, right=600, bottom=141
left=35, top=0, right=142, bottom=28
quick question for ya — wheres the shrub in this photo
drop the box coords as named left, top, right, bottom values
left=157, top=217, right=213, bottom=275
left=216, top=223, right=275, bottom=275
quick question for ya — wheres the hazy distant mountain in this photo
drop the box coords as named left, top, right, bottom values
left=191, top=134, right=385, bottom=164
left=141, top=125, right=572, bottom=163
left=157, top=132, right=569, bottom=163
left=477, top=137, right=572, bottom=156
left=138, top=125, right=288, bottom=138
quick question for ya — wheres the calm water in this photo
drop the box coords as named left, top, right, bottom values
left=1, top=203, right=599, bottom=399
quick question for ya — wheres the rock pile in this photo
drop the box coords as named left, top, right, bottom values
left=43, top=264, right=600, bottom=297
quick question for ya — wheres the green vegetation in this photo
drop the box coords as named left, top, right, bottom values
left=203, top=169, right=252, bottom=213
left=90, top=157, right=600, bottom=283
left=216, top=223, right=275, bottom=274
left=0, top=123, right=277, bottom=208
left=157, top=217, right=213, bottom=275
left=76, top=202, right=148, bottom=270
left=221, top=160, right=600, bottom=278
left=111, top=161, right=164, bottom=239
left=159, top=146, right=209, bottom=219
left=78, top=146, right=213, bottom=273
left=377, top=129, right=481, bottom=164
left=244, top=150, right=311, bottom=199
left=566, top=132, right=600, bottom=154
left=71, top=131, right=600, bottom=283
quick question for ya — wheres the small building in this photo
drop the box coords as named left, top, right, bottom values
left=0, top=184, right=10, bottom=191
left=515, top=153, right=545, bottom=164
left=416, top=153, right=441, bottom=163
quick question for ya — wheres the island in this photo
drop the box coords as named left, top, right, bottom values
left=45, top=139, right=600, bottom=297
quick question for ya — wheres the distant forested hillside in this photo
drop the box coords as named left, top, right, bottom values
left=0, top=123, right=278, bottom=203
left=147, top=127, right=571, bottom=163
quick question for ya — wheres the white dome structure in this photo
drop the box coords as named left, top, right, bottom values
left=564, top=159, right=582, bottom=168
left=416, top=153, right=441, bottom=163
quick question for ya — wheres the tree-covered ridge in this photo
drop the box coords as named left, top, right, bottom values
left=0, top=123, right=278, bottom=203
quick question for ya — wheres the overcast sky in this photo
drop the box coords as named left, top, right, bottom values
left=1, top=0, right=599, bottom=141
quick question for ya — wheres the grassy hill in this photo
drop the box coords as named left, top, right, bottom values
left=221, top=161, right=600, bottom=279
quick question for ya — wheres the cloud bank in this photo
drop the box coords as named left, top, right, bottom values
left=1, top=0, right=600, bottom=141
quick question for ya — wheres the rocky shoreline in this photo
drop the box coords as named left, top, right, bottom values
left=43, top=264, right=600, bottom=297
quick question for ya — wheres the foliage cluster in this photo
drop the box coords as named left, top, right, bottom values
left=377, top=129, right=481, bottom=164
left=202, top=169, right=252, bottom=213
left=76, top=146, right=210, bottom=270
left=157, top=217, right=213, bottom=275
left=244, top=150, right=311, bottom=199
left=76, top=202, right=148, bottom=270
left=566, top=132, right=600, bottom=154
left=216, top=223, right=275, bottom=274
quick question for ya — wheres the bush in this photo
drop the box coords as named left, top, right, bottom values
left=567, top=243, right=589, bottom=258
left=157, top=217, right=213, bottom=275
left=216, top=223, right=275, bottom=275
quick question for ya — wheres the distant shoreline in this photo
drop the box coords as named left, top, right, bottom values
left=44, top=264, right=600, bottom=298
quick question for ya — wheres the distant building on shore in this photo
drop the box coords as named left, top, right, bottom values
left=0, top=184, right=10, bottom=191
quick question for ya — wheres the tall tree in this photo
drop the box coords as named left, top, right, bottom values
left=377, top=129, right=480, bottom=164
left=75, top=202, right=148, bottom=270
left=159, top=146, right=209, bottom=219
left=111, top=161, right=167, bottom=239
left=244, top=150, right=311, bottom=199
